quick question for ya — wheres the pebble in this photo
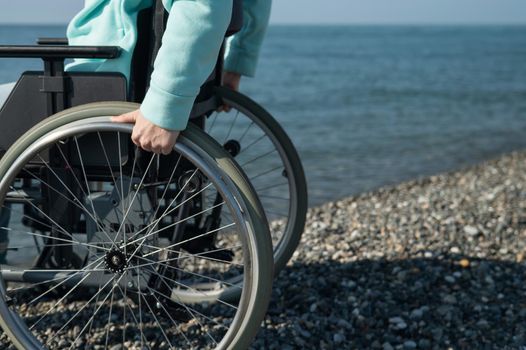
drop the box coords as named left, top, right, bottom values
left=444, top=275, right=456, bottom=284
left=403, top=340, right=417, bottom=349
left=418, top=339, right=432, bottom=349
left=459, top=259, right=470, bottom=268
left=463, top=225, right=479, bottom=236
left=333, top=333, right=345, bottom=344
left=410, top=308, right=424, bottom=320
left=389, top=317, right=408, bottom=330
left=383, top=342, right=395, bottom=350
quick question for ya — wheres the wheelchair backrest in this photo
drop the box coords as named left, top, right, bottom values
left=130, top=0, right=243, bottom=103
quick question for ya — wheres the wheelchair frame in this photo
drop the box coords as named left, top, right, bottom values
left=0, top=1, right=307, bottom=347
left=0, top=0, right=242, bottom=267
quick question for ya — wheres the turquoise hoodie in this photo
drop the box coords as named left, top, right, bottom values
left=66, top=0, right=272, bottom=130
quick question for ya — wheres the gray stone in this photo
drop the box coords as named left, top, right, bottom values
left=403, top=340, right=417, bottom=349
left=333, top=333, right=346, bottom=344
left=383, top=342, right=395, bottom=350
left=418, top=339, right=432, bottom=349
left=464, top=225, right=479, bottom=236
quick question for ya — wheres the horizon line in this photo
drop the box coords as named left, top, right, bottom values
left=1, top=21, right=526, bottom=26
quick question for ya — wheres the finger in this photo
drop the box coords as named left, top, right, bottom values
left=140, top=140, right=153, bottom=153
left=111, top=113, right=136, bottom=124
left=151, top=146, right=163, bottom=155
left=161, top=146, right=173, bottom=155
left=131, top=133, right=140, bottom=146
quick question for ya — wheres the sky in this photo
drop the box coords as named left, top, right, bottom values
left=0, top=0, right=525, bottom=25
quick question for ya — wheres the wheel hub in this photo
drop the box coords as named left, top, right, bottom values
left=104, top=249, right=128, bottom=273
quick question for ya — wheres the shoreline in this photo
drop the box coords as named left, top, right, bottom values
left=254, top=150, right=526, bottom=349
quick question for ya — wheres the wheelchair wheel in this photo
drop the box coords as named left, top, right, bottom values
left=0, top=102, right=273, bottom=349
left=206, top=87, right=308, bottom=274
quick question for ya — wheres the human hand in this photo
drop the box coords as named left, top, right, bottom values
left=222, top=71, right=241, bottom=91
left=219, top=71, right=241, bottom=112
left=111, top=109, right=179, bottom=155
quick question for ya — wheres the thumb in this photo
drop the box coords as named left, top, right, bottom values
left=111, top=112, right=137, bottom=124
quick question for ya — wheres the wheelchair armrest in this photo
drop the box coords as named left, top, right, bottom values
left=0, top=45, right=121, bottom=59
left=37, top=38, right=69, bottom=45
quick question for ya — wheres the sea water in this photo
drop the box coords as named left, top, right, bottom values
left=1, top=25, right=525, bottom=205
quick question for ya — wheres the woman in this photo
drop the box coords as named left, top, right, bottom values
left=67, top=0, right=272, bottom=154
left=0, top=0, right=272, bottom=263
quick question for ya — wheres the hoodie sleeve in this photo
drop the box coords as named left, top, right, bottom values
left=140, top=0, right=233, bottom=131
left=223, top=0, right=272, bottom=77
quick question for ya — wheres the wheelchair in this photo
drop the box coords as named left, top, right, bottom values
left=0, top=0, right=307, bottom=348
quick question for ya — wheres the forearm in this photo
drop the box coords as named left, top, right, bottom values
left=223, top=0, right=272, bottom=77
left=141, top=0, right=233, bottom=130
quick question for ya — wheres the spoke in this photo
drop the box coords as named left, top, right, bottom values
left=103, top=284, right=116, bottom=349
left=97, top=131, right=123, bottom=202
left=123, top=177, right=211, bottom=249
left=141, top=243, right=243, bottom=267
left=249, top=165, right=283, bottom=181
left=114, top=284, right=152, bottom=348
left=24, top=167, right=119, bottom=236
left=133, top=243, right=243, bottom=271
left=124, top=169, right=203, bottom=244
left=0, top=226, right=110, bottom=252
left=223, top=110, right=240, bottom=145
left=126, top=200, right=226, bottom=251
left=2, top=242, right=83, bottom=251
left=49, top=273, right=120, bottom=347
left=7, top=186, right=87, bottom=248
left=11, top=268, right=105, bottom=273
left=86, top=281, right=105, bottom=348
left=146, top=266, right=219, bottom=346
left=51, top=146, right=111, bottom=238
left=30, top=258, right=105, bottom=330
left=255, top=182, right=289, bottom=192
left=0, top=203, right=57, bottom=232
left=137, top=267, right=144, bottom=349
left=238, top=133, right=266, bottom=156
left=238, top=120, right=255, bottom=144
left=140, top=289, right=174, bottom=349
left=73, top=137, right=119, bottom=249
left=141, top=222, right=236, bottom=258
left=73, top=278, right=121, bottom=350
left=121, top=276, right=128, bottom=347
left=25, top=256, right=105, bottom=306
left=258, top=194, right=290, bottom=201
left=141, top=154, right=182, bottom=238
left=146, top=284, right=228, bottom=332
left=239, top=148, right=277, bottom=168
left=206, top=112, right=219, bottom=134
left=142, top=263, right=239, bottom=310
left=126, top=146, right=140, bottom=211
left=134, top=254, right=243, bottom=292
left=118, top=132, right=127, bottom=257
left=142, top=284, right=192, bottom=346
left=114, top=153, right=155, bottom=240
left=123, top=145, right=139, bottom=254
left=6, top=274, right=73, bottom=294
left=264, top=209, right=288, bottom=217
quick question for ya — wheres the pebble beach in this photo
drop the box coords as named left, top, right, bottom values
left=1, top=150, right=525, bottom=349
left=253, top=150, right=526, bottom=349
